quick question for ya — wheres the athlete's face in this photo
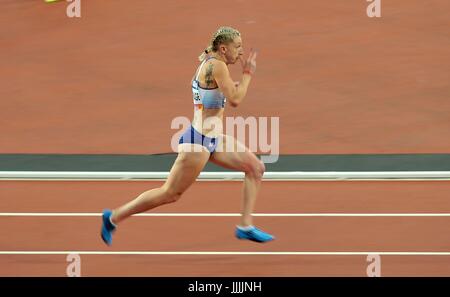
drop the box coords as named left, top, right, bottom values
left=223, top=36, right=243, bottom=64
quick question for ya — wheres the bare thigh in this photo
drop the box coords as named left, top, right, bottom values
left=209, top=134, right=263, bottom=173
left=163, top=144, right=211, bottom=194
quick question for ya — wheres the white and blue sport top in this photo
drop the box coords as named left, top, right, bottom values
left=191, top=57, right=226, bottom=109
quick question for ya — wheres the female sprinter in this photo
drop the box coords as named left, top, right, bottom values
left=101, top=26, right=274, bottom=245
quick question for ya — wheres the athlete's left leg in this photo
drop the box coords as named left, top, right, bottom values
left=209, top=134, right=274, bottom=242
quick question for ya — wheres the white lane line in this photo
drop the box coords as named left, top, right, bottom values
left=2, top=178, right=450, bottom=181
left=2, top=171, right=450, bottom=180
left=0, top=251, right=449, bottom=256
left=1, top=213, right=450, bottom=217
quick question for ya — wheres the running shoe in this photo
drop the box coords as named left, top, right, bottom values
left=235, top=226, right=275, bottom=243
left=101, top=209, right=116, bottom=246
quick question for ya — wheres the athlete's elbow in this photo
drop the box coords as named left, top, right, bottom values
left=229, top=100, right=239, bottom=108
left=228, top=95, right=243, bottom=107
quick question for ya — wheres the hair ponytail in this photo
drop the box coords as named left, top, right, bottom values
left=198, top=45, right=213, bottom=61
left=198, top=26, right=240, bottom=61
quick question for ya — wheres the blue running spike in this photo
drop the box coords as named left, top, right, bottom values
left=235, top=226, right=275, bottom=243
left=101, top=209, right=116, bottom=246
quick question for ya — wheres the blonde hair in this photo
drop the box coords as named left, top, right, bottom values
left=198, top=26, right=241, bottom=61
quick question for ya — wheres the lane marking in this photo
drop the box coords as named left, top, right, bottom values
left=1, top=213, right=450, bottom=217
left=2, top=178, right=450, bottom=181
left=1, top=171, right=450, bottom=181
left=0, top=251, right=449, bottom=256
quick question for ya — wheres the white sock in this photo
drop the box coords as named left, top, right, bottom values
left=237, top=225, right=254, bottom=231
left=109, top=214, right=117, bottom=228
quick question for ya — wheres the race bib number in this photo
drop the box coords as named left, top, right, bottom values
left=192, top=81, right=202, bottom=105
left=193, top=91, right=201, bottom=103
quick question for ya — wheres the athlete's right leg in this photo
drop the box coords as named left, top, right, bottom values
left=110, top=144, right=210, bottom=224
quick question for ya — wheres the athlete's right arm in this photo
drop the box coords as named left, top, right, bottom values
left=214, top=61, right=251, bottom=107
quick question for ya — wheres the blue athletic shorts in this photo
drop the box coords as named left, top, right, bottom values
left=178, top=125, right=218, bottom=153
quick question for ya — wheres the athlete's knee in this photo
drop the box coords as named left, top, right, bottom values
left=255, top=159, right=265, bottom=179
left=162, top=185, right=184, bottom=203
left=259, top=160, right=266, bottom=176
left=246, top=158, right=265, bottom=180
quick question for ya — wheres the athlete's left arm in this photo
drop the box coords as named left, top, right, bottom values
left=214, top=61, right=250, bottom=107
